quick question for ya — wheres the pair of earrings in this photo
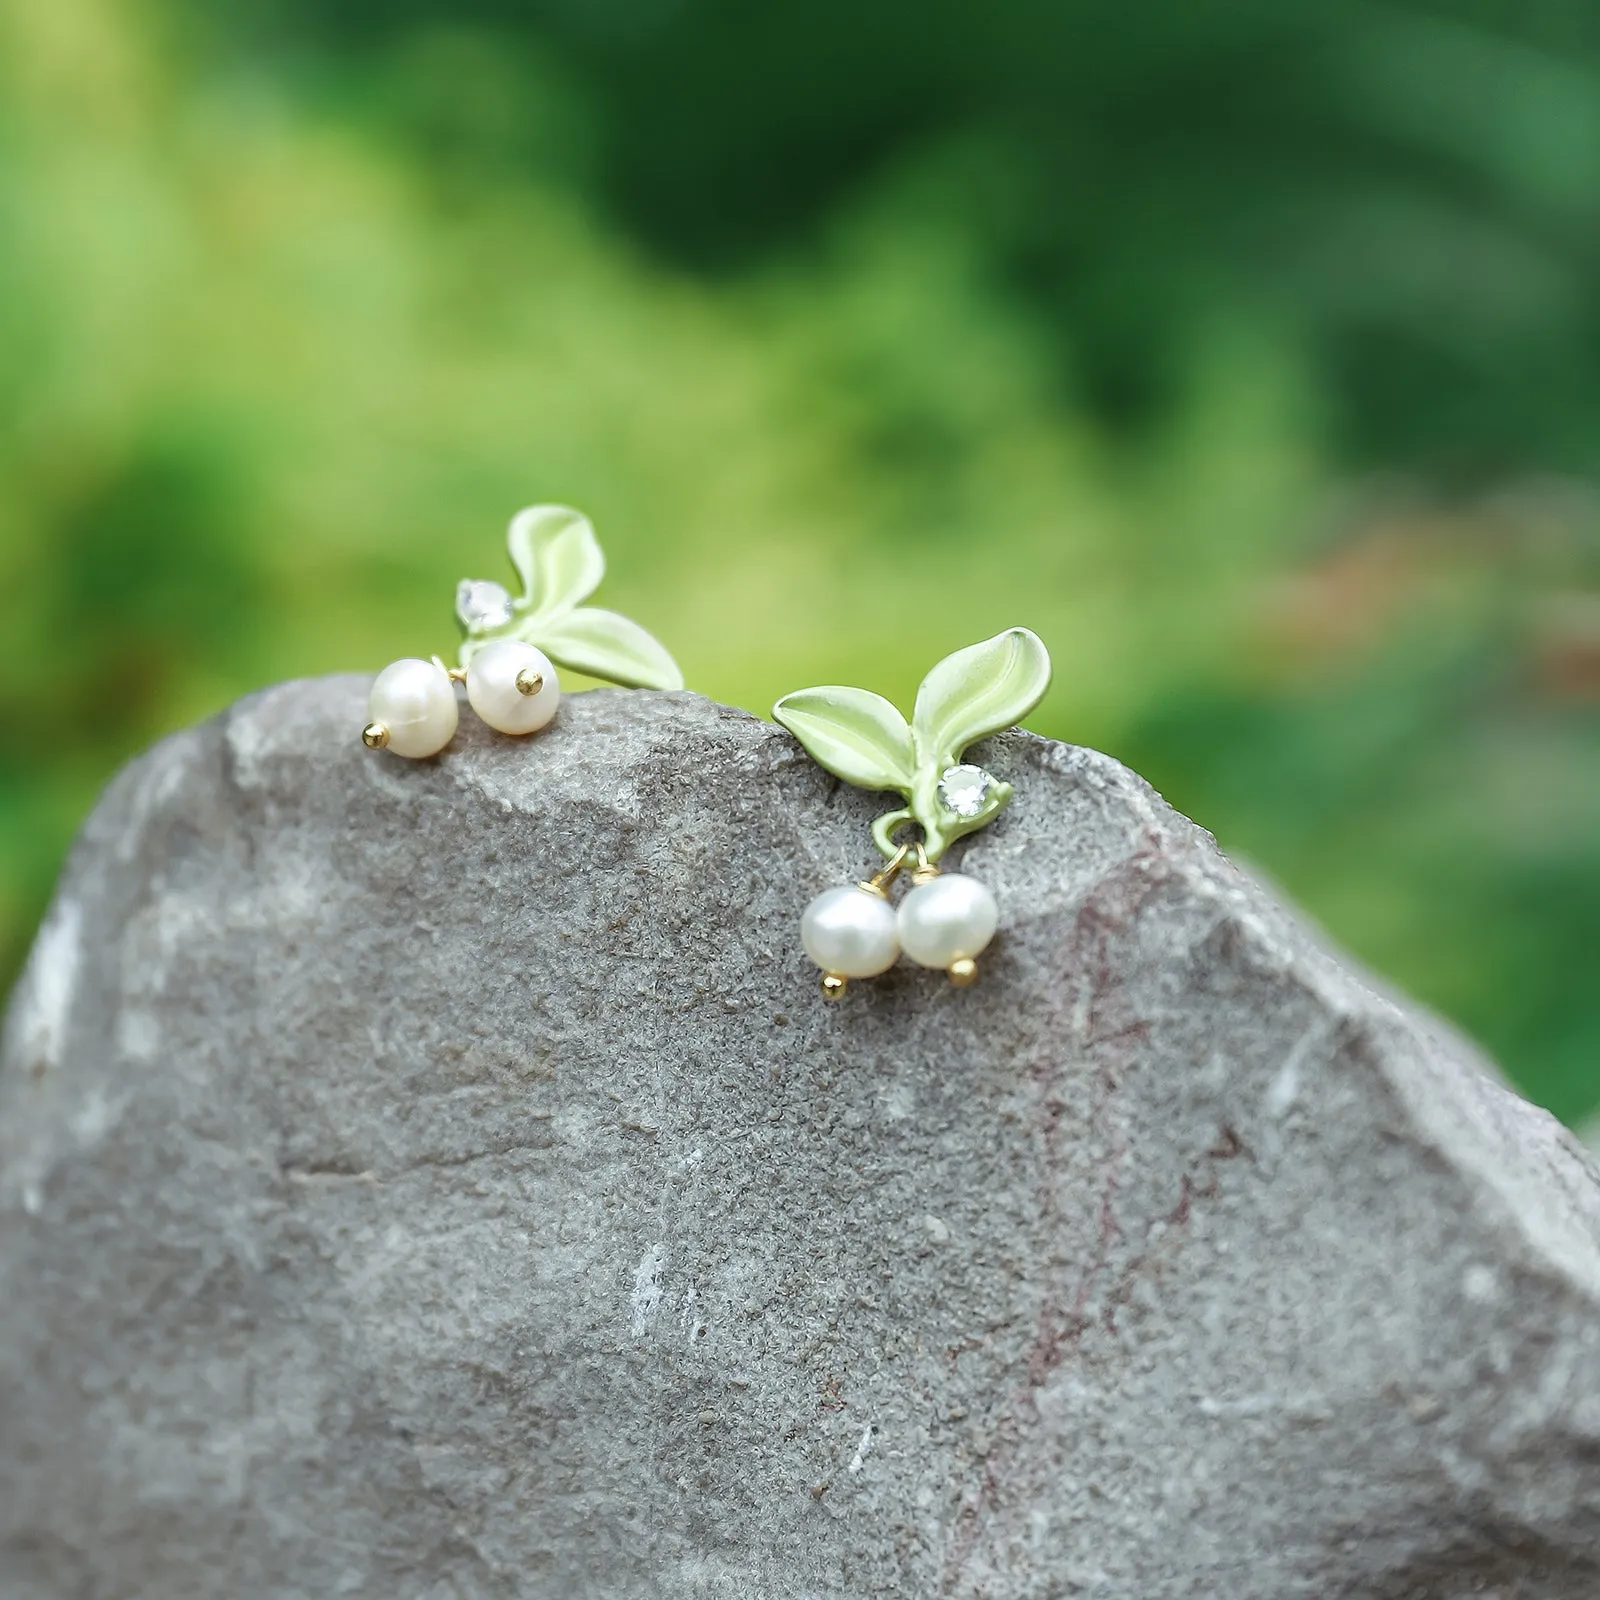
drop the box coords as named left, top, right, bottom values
left=363, top=506, right=1052, bottom=1002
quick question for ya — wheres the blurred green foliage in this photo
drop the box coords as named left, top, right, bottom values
left=1, top=0, right=1596, bottom=1116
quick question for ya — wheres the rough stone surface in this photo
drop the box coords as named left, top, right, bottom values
left=4, top=680, right=1600, bottom=1599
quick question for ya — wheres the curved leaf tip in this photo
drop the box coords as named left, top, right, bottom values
left=913, top=626, right=1051, bottom=767
left=506, top=504, right=605, bottom=619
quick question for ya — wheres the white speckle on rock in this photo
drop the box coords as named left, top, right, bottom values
left=923, top=1215, right=950, bottom=1244
left=3, top=899, right=81, bottom=1079
left=227, top=858, right=325, bottom=931
left=116, top=1009, right=161, bottom=1063
left=1265, top=1020, right=1330, bottom=1120
left=69, top=1087, right=126, bottom=1147
left=224, top=684, right=312, bottom=791
left=111, top=741, right=192, bottom=864
left=1567, top=1392, right=1600, bottom=1439
left=883, top=1082, right=916, bottom=1121
left=1407, top=1393, right=1445, bottom=1424
left=1035, top=1377, right=1093, bottom=1426
left=848, top=1423, right=874, bottom=1474
left=631, top=1243, right=665, bottom=1338
left=1462, top=1263, right=1500, bottom=1304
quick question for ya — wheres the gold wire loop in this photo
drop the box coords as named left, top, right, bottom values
left=859, top=843, right=910, bottom=897
left=868, top=817, right=942, bottom=886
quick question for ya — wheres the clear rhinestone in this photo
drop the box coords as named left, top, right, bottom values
left=938, top=764, right=994, bottom=819
left=455, top=579, right=515, bottom=632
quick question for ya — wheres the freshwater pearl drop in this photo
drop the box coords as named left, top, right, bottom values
left=466, top=640, right=561, bottom=735
left=897, top=873, right=998, bottom=969
left=368, top=658, right=459, bottom=759
left=801, top=886, right=901, bottom=978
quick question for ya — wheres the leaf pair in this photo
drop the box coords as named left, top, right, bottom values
left=773, top=627, right=1052, bottom=860
left=458, top=505, right=684, bottom=691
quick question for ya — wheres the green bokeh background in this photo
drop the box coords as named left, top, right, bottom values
left=2, top=0, right=1596, bottom=1116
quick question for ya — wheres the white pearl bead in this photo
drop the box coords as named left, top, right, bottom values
left=465, top=640, right=561, bottom=736
left=801, top=886, right=900, bottom=978
left=897, top=873, right=998, bottom=969
left=368, top=658, right=459, bottom=759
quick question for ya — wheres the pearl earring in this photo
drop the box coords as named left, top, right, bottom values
left=774, top=627, right=1051, bottom=1000
left=363, top=505, right=683, bottom=758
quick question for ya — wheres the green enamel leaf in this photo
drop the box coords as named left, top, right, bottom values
left=773, top=686, right=916, bottom=795
left=912, top=627, right=1052, bottom=768
left=507, top=505, right=605, bottom=619
left=534, top=606, right=684, bottom=690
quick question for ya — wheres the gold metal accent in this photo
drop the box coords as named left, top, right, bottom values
left=515, top=668, right=545, bottom=697
left=820, top=973, right=848, bottom=1002
left=859, top=844, right=910, bottom=899
left=448, top=667, right=468, bottom=685
left=910, top=842, right=940, bottom=885
left=948, top=958, right=978, bottom=987
left=361, top=722, right=390, bottom=750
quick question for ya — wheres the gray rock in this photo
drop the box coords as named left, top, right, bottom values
left=3, top=680, right=1600, bottom=1599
